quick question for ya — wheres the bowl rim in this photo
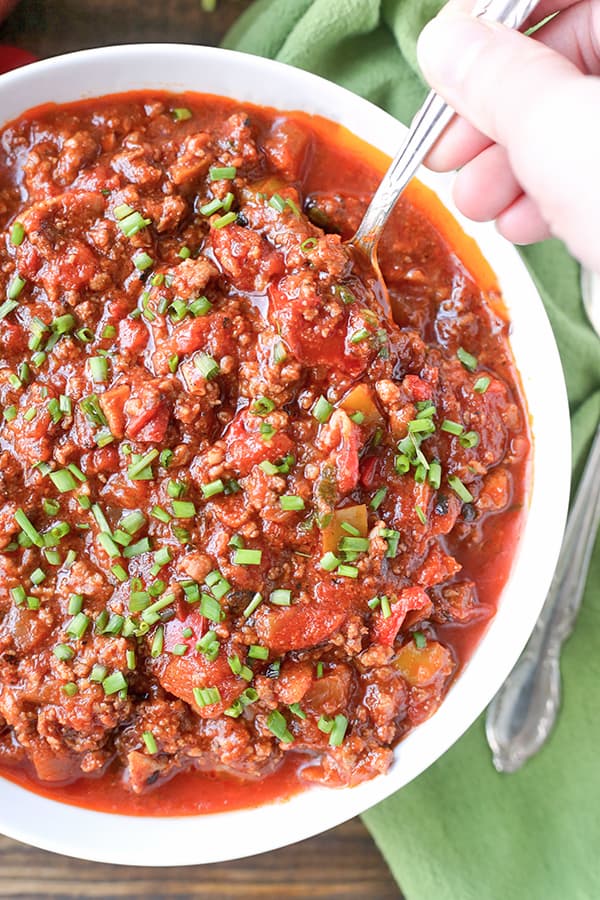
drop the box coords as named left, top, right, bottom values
left=0, top=42, right=571, bottom=866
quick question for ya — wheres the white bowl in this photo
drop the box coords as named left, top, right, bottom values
left=0, top=43, right=570, bottom=866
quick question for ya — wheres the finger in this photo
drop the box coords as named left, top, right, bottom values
left=453, top=144, right=522, bottom=222
left=533, top=1, right=600, bottom=75
left=496, top=194, right=552, bottom=245
left=417, top=8, right=600, bottom=271
left=425, top=117, right=492, bottom=171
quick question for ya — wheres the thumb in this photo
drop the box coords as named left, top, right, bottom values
left=417, top=9, right=600, bottom=271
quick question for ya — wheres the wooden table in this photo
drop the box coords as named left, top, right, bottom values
left=0, top=1, right=401, bottom=896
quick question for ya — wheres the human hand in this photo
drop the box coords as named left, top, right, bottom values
left=417, top=0, right=600, bottom=272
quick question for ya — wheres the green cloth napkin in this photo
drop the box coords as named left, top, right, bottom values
left=225, top=4, right=600, bottom=898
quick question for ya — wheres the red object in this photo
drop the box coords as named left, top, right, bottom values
left=0, top=46, right=37, bottom=75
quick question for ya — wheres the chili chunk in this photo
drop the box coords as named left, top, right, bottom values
left=0, top=92, right=529, bottom=807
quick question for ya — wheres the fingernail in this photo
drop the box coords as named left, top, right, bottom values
left=417, top=13, right=493, bottom=89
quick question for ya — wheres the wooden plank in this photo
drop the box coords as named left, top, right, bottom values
left=0, top=819, right=400, bottom=899
left=0, top=2, right=402, bottom=896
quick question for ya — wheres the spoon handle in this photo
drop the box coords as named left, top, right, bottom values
left=486, top=420, right=600, bottom=772
left=353, top=0, right=542, bottom=255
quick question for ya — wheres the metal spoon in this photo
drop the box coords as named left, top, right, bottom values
left=350, top=0, right=543, bottom=267
left=486, top=274, right=600, bottom=772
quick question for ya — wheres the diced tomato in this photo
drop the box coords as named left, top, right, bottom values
left=359, top=455, right=378, bottom=489
left=169, top=316, right=211, bottom=355
left=403, top=375, right=433, bottom=402
left=320, top=409, right=362, bottom=495
left=126, top=401, right=170, bottom=442
left=225, top=410, right=294, bottom=477
left=269, top=282, right=365, bottom=375
left=255, top=581, right=351, bottom=653
left=416, top=544, right=461, bottom=588
left=99, top=383, right=130, bottom=439
left=128, top=402, right=170, bottom=443
left=118, top=318, right=148, bottom=355
left=162, top=610, right=206, bottom=653
left=211, top=224, right=283, bottom=292
left=372, top=586, right=431, bottom=646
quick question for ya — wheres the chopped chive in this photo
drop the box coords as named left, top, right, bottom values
left=143, top=731, right=158, bottom=754
left=268, top=193, right=286, bottom=213
left=312, top=396, right=333, bottom=424
left=251, top=396, right=276, bottom=417
left=118, top=210, right=151, bottom=237
left=474, top=375, right=491, bottom=394
left=300, top=237, right=318, bottom=253
left=173, top=107, right=192, bottom=121
left=270, top=589, right=291, bottom=606
left=337, top=564, right=359, bottom=578
left=0, top=299, right=19, bottom=320
left=152, top=505, right=171, bottom=524
left=120, top=511, right=146, bottom=535
left=415, top=504, right=427, bottom=525
left=15, top=509, right=44, bottom=547
left=66, top=612, right=90, bottom=639
left=90, top=664, right=107, bottom=683
left=428, top=460, right=442, bottom=490
left=54, top=643, right=74, bottom=661
left=167, top=479, right=185, bottom=499
left=339, top=536, right=369, bottom=552
left=200, top=197, right=224, bottom=216
left=188, top=295, right=212, bottom=317
left=460, top=430, right=480, bottom=449
left=169, top=352, right=180, bottom=374
left=10, top=222, right=25, bottom=246
left=192, top=685, right=222, bottom=707
left=134, top=251, right=153, bottom=271
left=233, top=548, right=262, bottom=566
left=172, top=499, right=196, bottom=518
left=371, top=487, right=387, bottom=510
left=111, top=563, right=128, bottom=582
left=62, top=682, right=78, bottom=697
left=317, top=715, right=334, bottom=734
left=102, top=671, right=128, bottom=695
left=210, top=165, right=237, bottom=181
left=195, top=352, right=220, bottom=380
left=7, top=275, right=26, bottom=300
left=243, top=592, right=263, bottom=618
left=350, top=327, right=370, bottom=344
left=201, top=479, right=225, bottom=499
left=151, top=625, right=164, bottom=658
left=457, top=347, right=478, bottom=371
left=212, top=211, right=237, bottom=229
left=3, top=405, right=17, bottom=422
left=127, top=449, right=159, bottom=480
left=52, top=314, right=75, bottom=335
left=88, top=356, right=108, bottom=383
left=171, top=643, right=188, bottom=656
left=329, top=714, right=348, bottom=747
left=199, top=593, right=223, bottom=623
left=289, top=702, right=307, bottom=719
left=248, top=645, right=269, bottom=660
left=102, top=324, right=116, bottom=340
left=320, top=552, right=341, bottom=571
left=381, top=595, right=392, bottom=618
left=273, top=341, right=287, bottom=364
left=413, top=631, right=427, bottom=649
left=368, top=596, right=381, bottom=610
left=98, top=532, right=120, bottom=559
left=123, top=537, right=152, bottom=559
left=279, top=495, right=305, bottom=511
left=441, top=419, right=464, bottom=436
left=68, top=594, right=83, bottom=615
left=448, top=475, right=474, bottom=503
left=266, top=710, right=293, bottom=743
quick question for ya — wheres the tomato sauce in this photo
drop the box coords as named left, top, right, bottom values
left=0, top=92, right=529, bottom=815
